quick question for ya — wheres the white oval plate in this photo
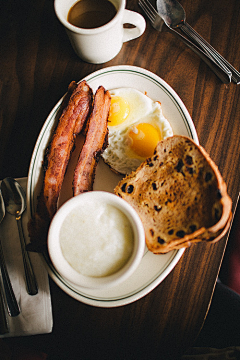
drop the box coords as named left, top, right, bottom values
left=27, top=66, right=198, bottom=308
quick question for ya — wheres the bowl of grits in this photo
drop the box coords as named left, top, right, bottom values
left=48, top=191, right=145, bottom=289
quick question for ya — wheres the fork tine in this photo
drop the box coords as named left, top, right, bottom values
left=139, top=0, right=153, bottom=22
left=138, top=0, right=156, bottom=24
left=144, top=0, right=158, bottom=16
left=139, top=0, right=164, bottom=31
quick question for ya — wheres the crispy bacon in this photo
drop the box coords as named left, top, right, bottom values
left=43, top=80, right=93, bottom=217
left=28, top=80, right=93, bottom=251
left=73, top=86, right=111, bottom=195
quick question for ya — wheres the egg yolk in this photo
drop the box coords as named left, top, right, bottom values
left=108, top=96, right=130, bottom=127
left=128, top=123, right=161, bottom=158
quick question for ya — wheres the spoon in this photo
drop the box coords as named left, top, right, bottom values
left=0, top=189, right=20, bottom=317
left=139, top=0, right=232, bottom=84
left=1, top=178, right=38, bottom=296
left=156, top=0, right=240, bottom=84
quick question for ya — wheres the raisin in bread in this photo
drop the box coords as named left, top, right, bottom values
left=114, top=135, right=232, bottom=254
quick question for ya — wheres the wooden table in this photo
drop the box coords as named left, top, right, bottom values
left=0, top=0, right=239, bottom=358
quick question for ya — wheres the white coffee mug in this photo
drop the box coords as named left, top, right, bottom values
left=54, top=0, right=146, bottom=64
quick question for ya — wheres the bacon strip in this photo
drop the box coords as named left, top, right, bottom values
left=73, top=86, right=111, bottom=196
left=43, top=80, right=93, bottom=217
left=28, top=81, right=93, bottom=251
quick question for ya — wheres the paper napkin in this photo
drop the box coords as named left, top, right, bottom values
left=0, top=178, right=52, bottom=337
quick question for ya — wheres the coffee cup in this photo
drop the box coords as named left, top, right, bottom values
left=54, top=0, right=146, bottom=64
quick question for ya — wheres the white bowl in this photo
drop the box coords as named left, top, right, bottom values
left=48, top=191, right=145, bottom=289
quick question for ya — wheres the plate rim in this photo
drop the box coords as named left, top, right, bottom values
left=42, top=247, right=185, bottom=308
left=27, top=65, right=198, bottom=307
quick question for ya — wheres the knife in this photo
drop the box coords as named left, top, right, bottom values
left=139, top=0, right=231, bottom=83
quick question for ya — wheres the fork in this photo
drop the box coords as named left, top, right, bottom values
left=156, top=0, right=240, bottom=84
left=138, top=0, right=232, bottom=83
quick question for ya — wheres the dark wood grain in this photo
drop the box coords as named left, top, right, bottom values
left=1, top=0, right=240, bottom=358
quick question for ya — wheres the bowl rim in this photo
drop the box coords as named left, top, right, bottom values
left=47, top=191, right=145, bottom=289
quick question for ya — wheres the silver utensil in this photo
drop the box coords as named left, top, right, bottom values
left=1, top=178, right=38, bottom=296
left=139, top=0, right=232, bottom=83
left=0, top=190, right=10, bottom=334
left=0, top=189, right=20, bottom=317
left=0, top=279, right=9, bottom=334
left=156, top=0, right=240, bottom=84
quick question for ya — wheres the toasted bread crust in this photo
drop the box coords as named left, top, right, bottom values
left=114, top=135, right=232, bottom=254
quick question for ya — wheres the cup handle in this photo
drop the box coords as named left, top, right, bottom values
left=122, top=10, right=146, bottom=43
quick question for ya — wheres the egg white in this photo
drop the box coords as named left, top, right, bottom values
left=107, top=87, right=153, bottom=130
left=102, top=88, right=173, bottom=175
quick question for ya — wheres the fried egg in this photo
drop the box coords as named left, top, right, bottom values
left=102, top=88, right=173, bottom=174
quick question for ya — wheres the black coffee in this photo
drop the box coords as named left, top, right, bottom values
left=68, top=0, right=117, bottom=29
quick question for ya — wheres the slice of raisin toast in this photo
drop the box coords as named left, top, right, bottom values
left=114, top=135, right=232, bottom=254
